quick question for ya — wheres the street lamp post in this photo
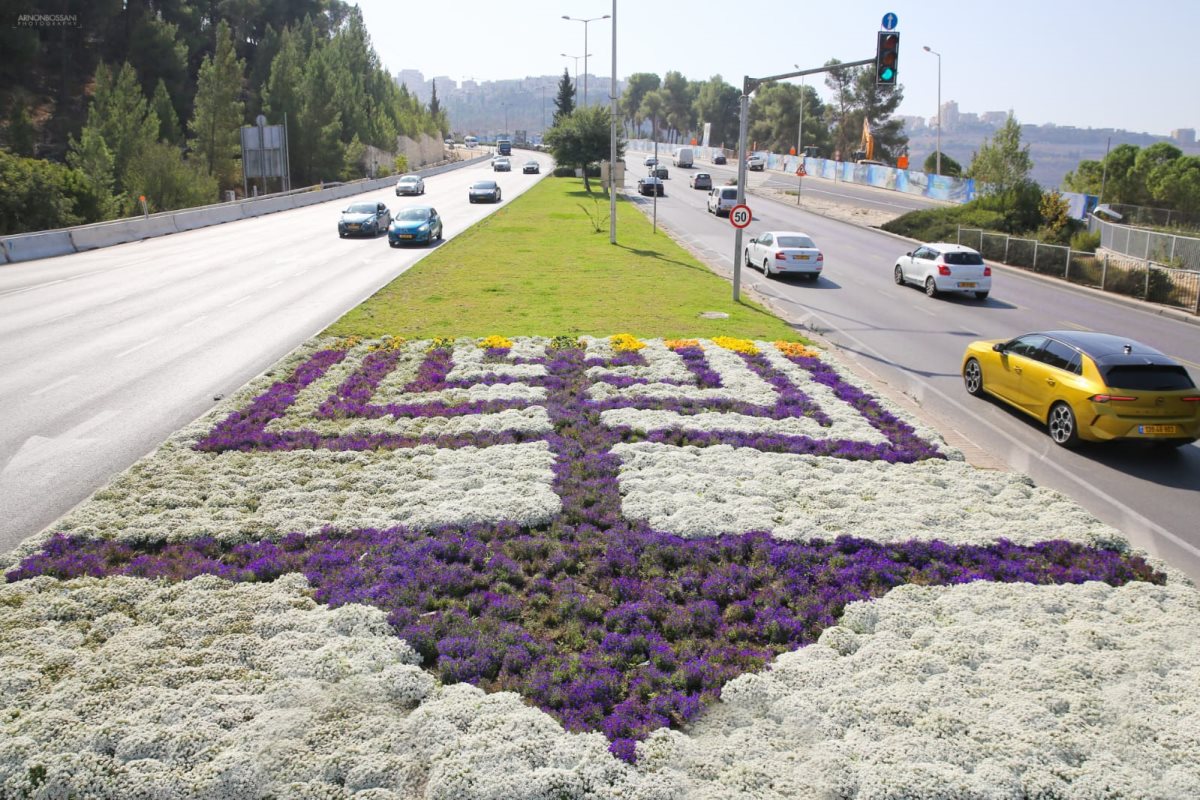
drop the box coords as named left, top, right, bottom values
left=923, top=45, right=941, bottom=176
left=793, top=65, right=804, bottom=205
left=609, top=0, right=617, bottom=244
left=563, top=13, right=610, bottom=106
left=560, top=52, right=589, bottom=95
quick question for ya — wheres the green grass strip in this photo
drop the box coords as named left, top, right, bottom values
left=325, top=177, right=802, bottom=341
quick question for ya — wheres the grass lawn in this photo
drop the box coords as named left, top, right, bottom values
left=325, top=177, right=801, bottom=341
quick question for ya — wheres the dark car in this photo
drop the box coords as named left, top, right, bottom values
left=637, top=176, right=664, bottom=197
left=493, top=157, right=512, bottom=172
left=388, top=205, right=443, bottom=247
left=338, top=201, right=391, bottom=238
left=469, top=180, right=502, bottom=203
left=690, top=172, right=713, bottom=190
left=712, top=152, right=727, bottom=165
left=523, top=160, right=540, bottom=174
left=651, top=166, right=669, bottom=180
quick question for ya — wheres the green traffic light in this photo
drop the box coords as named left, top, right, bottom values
left=880, top=67, right=894, bottom=82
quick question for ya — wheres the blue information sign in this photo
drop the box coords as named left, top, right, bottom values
left=882, top=12, right=898, bottom=30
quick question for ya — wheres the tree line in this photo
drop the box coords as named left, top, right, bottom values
left=0, top=2, right=446, bottom=235
left=615, top=63, right=908, bottom=163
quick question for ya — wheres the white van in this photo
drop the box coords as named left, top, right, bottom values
left=672, top=147, right=694, bottom=168
left=707, top=185, right=739, bottom=216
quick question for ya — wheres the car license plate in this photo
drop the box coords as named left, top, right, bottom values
left=348, top=224, right=360, bottom=230
left=793, top=255, right=809, bottom=260
left=399, top=234, right=413, bottom=239
left=958, top=281, right=976, bottom=288
left=1138, top=424, right=1178, bottom=435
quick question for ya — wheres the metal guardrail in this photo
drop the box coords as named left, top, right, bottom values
left=958, top=226, right=1200, bottom=315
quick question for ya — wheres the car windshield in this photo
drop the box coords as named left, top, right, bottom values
left=396, top=208, right=430, bottom=221
left=472, top=182, right=496, bottom=189
left=399, top=176, right=419, bottom=184
left=776, top=236, right=815, bottom=248
left=1102, top=364, right=1196, bottom=391
left=346, top=203, right=376, bottom=214
left=944, top=251, right=984, bottom=265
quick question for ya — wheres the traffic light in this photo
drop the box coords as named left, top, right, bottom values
left=876, top=31, right=899, bottom=87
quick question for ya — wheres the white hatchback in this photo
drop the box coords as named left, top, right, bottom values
left=745, top=231, right=824, bottom=280
left=894, top=243, right=992, bottom=300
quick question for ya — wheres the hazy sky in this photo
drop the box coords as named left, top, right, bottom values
left=355, top=0, right=1197, bottom=136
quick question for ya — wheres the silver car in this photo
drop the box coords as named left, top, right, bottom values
left=395, top=175, right=425, bottom=196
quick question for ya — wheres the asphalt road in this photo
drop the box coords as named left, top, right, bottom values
left=0, top=151, right=553, bottom=557
left=622, top=151, right=1200, bottom=580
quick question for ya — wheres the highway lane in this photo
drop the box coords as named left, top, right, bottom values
left=0, top=151, right=553, bottom=556
left=621, top=159, right=1200, bottom=579
left=629, top=144, right=949, bottom=216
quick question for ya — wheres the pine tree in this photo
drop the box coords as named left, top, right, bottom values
left=77, top=62, right=159, bottom=196
left=967, top=113, right=1033, bottom=195
left=429, top=78, right=440, bottom=118
left=151, top=79, right=182, bottom=145
left=553, top=69, right=575, bottom=124
left=66, top=125, right=119, bottom=219
left=189, top=20, right=246, bottom=189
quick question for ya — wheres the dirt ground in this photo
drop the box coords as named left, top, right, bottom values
left=750, top=182, right=902, bottom=229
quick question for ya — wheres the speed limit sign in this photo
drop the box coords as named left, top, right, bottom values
left=729, top=204, right=752, bottom=228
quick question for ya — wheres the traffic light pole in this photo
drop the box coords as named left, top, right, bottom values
left=731, top=58, right=874, bottom=303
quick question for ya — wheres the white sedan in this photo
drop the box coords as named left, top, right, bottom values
left=744, top=231, right=824, bottom=280
left=894, top=242, right=991, bottom=300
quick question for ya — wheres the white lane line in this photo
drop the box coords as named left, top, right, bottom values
left=226, top=294, right=252, bottom=308
left=44, top=310, right=78, bottom=323
left=115, top=336, right=162, bottom=359
left=0, top=280, right=66, bottom=298
left=292, top=269, right=309, bottom=276
left=265, top=280, right=283, bottom=289
left=31, top=374, right=78, bottom=397
left=181, top=314, right=208, bottom=329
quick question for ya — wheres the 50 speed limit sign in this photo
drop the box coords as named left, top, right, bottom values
left=729, top=204, right=752, bottom=228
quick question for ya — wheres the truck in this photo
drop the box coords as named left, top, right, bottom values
left=672, top=147, right=694, bottom=168
left=497, top=138, right=512, bottom=156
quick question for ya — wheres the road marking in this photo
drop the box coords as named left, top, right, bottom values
left=265, top=280, right=283, bottom=289
left=181, top=314, right=208, bottom=329
left=1060, top=321, right=1094, bottom=331
left=45, top=310, right=77, bottom=323
left=31, top=374, right=78, bottom=397
left=1171, top=355, right=1200, bottom=371
left=292, top=269, right=309, bottom=276
left=0, top=279, right=65, bottom=298
left=226, top=294, right=252, bottom=308
left=115, top=336, right=162, bottom=359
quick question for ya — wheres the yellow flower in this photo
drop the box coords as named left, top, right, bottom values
left=334, top=336, right=362, bottom=351
left=711, top=336, right=759, bottom=355
left=610, top=333, right=646, bottom=352
left=369, top=336, right=408, bottom=351
left=665, top=339, right=701, bottom=351
left=428, top=336, right=456, bottom=351
left=479, top=335, right=514, bottom=350
left=774, top=341, right=821, bottom=358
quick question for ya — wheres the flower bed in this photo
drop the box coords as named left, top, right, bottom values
left=3, top=336, right=1197, bottom=799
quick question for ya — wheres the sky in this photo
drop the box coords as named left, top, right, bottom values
left=354, top=0, right=1198, bottom=136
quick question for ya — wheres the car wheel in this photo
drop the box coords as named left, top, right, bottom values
left=975, top=291, right=989, bottom=300
left=924, top=277, right=939, bottom=298
left=339, top=231, right=346, bottom=238
left=963, top=358, right=985, bottom=397
left=894, top=265, right=905, bottom=285
left=762, top=259, right=773, bottom=279
left=1047, top=402, right=1080, bottom=448
left=389, top=241, right=399, bottom=248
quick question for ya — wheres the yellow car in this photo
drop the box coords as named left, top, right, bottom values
left=961, top=331, right=1200, bottom=448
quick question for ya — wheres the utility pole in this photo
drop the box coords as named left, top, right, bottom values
left=609, top=0, right=617, bottom=245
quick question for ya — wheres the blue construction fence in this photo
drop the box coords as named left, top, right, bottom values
left=626, top=139, right=1098, bottom=219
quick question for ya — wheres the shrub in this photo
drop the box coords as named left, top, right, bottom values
left=1070, top=229, right=1101, bottom=253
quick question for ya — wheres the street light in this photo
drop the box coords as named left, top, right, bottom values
left=923, top=45, right=941, bottom=176
left=794, top=65, right=805, bottom=206
left=562, top=13, right=610, bottom=106
left=560, top=52, right=590, bottom=95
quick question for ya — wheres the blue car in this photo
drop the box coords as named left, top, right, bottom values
left=388, top=205, right=443, bottom=247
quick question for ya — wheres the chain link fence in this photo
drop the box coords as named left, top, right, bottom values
left=958, top=227, right=1200, bottom=315
left=1105, top=203, right=1200, bottom=233
left=1088, top=215, right=1200, bottom=272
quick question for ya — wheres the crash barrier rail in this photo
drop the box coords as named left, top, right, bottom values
left=626, top=140, right=978, bottom=204
left=958, top=226, right=1200, bottom=316
left=0, top=153, right=492, bottom=265
left=1087, top=215, right=1200, bottom=273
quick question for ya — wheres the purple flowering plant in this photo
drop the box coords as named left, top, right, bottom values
left=8, top=340, right=1165, bottom=762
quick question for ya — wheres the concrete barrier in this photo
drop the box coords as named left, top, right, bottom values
left=238, top=194, right=298, bottom=218
left=171, top=203, right=244, bottom=232
left=1, top=231, right=77, bottom=262
left=70, top=220, right=141, bottom=252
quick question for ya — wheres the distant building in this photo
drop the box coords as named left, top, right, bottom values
left=980, top=111, right=1007, bottom=126
left=1171, top=128, right=1196, bottom=145
left=396, top=69, right=425, bottom=90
